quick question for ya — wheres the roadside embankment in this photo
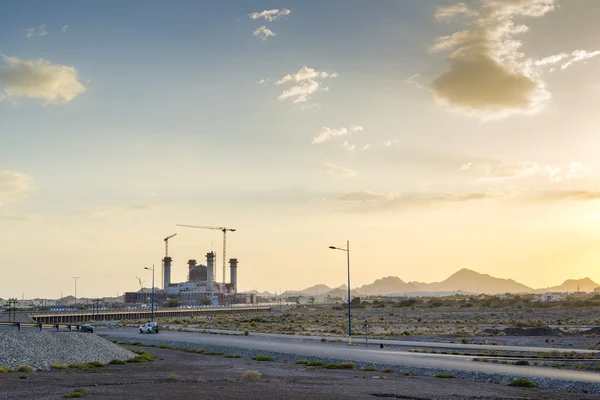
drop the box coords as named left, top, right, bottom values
left=0, top=331, right=134, bottom=370
left=103, top=334, right=600, bottom=394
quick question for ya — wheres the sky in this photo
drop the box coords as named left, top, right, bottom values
left=2, top=0, right=600, bottom=299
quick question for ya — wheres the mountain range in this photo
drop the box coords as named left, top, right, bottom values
left=277, top=268, right=599, bottom=297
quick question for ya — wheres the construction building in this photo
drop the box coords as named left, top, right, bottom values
left=125, top=251, right=248, bottom=306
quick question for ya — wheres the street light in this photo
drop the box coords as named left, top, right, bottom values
left=329, top=240, right=352, bottom=344
left=72, top=277, right=79, bottom=308
left=144, top=265, right=155, bottom=321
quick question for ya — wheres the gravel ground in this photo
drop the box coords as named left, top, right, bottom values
left=104, top=334, right=600, bottom=395
left=0, top=332, right=134, bottom=370
left=0, top=346, right=596, bottom=400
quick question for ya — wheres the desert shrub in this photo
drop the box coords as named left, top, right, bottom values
left=435, top=373, right=455, bottom=378
left=244, top=330, right=249, bottom=336
left=241, top=369, right=262, bottom=381
left=515, top=360, right=530, bottom=366
left=295, top=360, right=309, bottom=365
left=69, top=363, right=90, bottom=370
left=51, top=362, right=69, bottom=370
left=127, top=351, right=155, bottom=363
left=321, top=338, right=326, bottom=342
left=252, top=355, right=273, bottom=362
left=306, top=360, right=326, bottom=367
left=324, top=362, right=356, bottom=369
left=0, top=367, right=10, bottom=373
left=18, top=375, right=27, bottom=379
left=204, top=352, right=224, bottom=356
left=169, top=373, right=178, bottom=381
left=362, top=366, right=377, bottom=371
left=382, top=367, right=393, bottom=373
left=16, top=365, right=35, bottom=373
left=507, top=378, right=536, bottom=388
left=87, top=361, right=104, bottom=368
left=62, top=389, right=86, bottom=398
left=109, top=359, right=126, bottom=365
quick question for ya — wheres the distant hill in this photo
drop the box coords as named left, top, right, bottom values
left=355, top=276, right=418, bottom=295
left=413, top=268, right=534, bottom=294
left=324, top=285, right=360, bottom=298
left=539, top=277, right=599, bottom=293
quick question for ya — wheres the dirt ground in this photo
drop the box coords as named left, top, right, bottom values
left=0, top=346, right=596, bottom=400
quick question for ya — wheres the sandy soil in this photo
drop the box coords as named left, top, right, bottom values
left=0, top=346, right=597, bottom=400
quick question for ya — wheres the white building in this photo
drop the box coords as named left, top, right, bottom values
left=539, top=292, right=565, bottom=302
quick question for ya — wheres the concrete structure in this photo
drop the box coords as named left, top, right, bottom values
left=229, top=258, right=238, bottom=293
left=163, top=256, right=172, bottom=290
left=125, top=249, right=243, bottom=307
left=206, top=252, right=215, bottom=291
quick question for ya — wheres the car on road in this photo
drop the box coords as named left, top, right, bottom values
left=79, top=324, right=94, bottom=333
left=139, top=321, right=159, bottom=334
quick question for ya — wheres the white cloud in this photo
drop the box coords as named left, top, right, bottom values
left=342, top=139, right=398, bottom=152
left=336, top=190, right=505, bottom=212
left=435, top=3, right=476, bottom=21
left=322, top=163, right=357, bottom=178
left=342, top=141, right=356, bottom=152
left=256, top=78, right=270, bottom=85
left=62, top=25, right=68, bottom=33
left=274, top=66, right=337, bottom=104
left=460, top=160, right=586, bottom=182
left=26, top=25, right=48, bottom=38
left=248, top=9, right=291, bottom=22
left=0, top=55, right=86, bottom=104
left=312, top=125, right=363, bottom=144
left=253, top=26, right=276, bottom=40
left=430, top=0, right=557, bottom=119
left=560, top=50, right=600, bottom=70
left=402, top=73, right=424, bottom=89
left=0, top=171, right=34, bottom=208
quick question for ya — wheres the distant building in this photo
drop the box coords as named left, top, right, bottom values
left=538, top=292, right=565, bottom=302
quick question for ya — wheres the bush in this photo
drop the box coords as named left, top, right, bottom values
left=224, top=354, right=242, bottom=358
left=18, top=375, right=28, bottom=379
left=62, top=389, right=86, bottom=398
left=241, top=370, right=262, bottom=381
left=203, top=352, right=224, bottom=356
left=69, top=363, right=90, bottom=370
left=16, top=365, right=35, bottom=373
left=321, top=338, right=326, bottom=342
left=109, top=359, right=126, bottom=365
left=515, top=360, right=530, bottom=366
left=244, top=330, right=249, bottom=336
left=306, top=360, right=326, bottom=367
left=0, top=367, right=10, bottom=373
left=51, top=362, right=69, bottom=370
left=435, top=373, right=455, bottom=379
left=252, top=355, right=273, bottom=362
left=382, top=367, right=393, bottom=373
left=362, top=366, right=377, bottom=371
left=169, top=373, right=178, bottom=381
left=127, top=351, right=155, bottom=363
left=295, top=360, right=309, bottom=365
left=507, top=378, right=536, bottom=388
left=324, top=362, right=356, bottom=369
left=87, top=361, right=104, bottom=368
left=185, top=348, right=205, bottom=354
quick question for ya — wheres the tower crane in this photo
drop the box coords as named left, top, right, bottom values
left=162, top=233, right=177, bottom=289
left=135, top=276, right=144, bottom=291
left=176, top=224, right=236, bottom=285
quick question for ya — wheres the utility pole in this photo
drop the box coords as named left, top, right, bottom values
left=72, top=277, right=79, bottom=308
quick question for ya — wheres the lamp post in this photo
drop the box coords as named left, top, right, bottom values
left=72, top=277, right=79, bottom=308
left=329, top=240, right=351, bottom=344
left=144, top=265, right=155, bottom=321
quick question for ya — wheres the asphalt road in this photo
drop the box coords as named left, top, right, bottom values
left=99, top=328, right=600, bottom=383
left=183, top=328, right=598, bottom=354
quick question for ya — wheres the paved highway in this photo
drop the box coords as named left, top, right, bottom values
left=170, top=328, right=598, bottom=354
left=99, top=328, right=600, bottom=383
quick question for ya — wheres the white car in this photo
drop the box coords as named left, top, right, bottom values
left=139, top=321, right=159, bottom=334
